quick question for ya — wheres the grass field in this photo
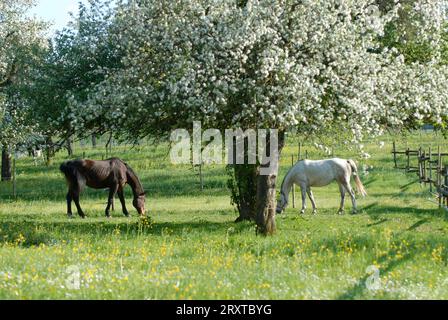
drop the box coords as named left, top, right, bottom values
left=1, top=131, right=448, bottom=300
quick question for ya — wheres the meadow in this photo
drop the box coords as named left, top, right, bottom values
left=0, top=131, right=448, bottom=300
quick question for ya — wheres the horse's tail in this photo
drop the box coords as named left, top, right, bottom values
left=347, top=159, right=367, bottom=197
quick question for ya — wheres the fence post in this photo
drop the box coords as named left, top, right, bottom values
left=199, top=162, right=204, bottom=191
left=12, top=156, right=16, bottom=199
left=406, top=147, right=410, bottom=172
left=438, top=147, right=442, bottom=207
left=292, top=155, right=295, bottom=209
left=418, top=147, right=422, bottom=182
left=423, top=150, right=427, bottom=186
left=393, top=141, right=397, bottom=169
left=429, top=147, right=433, bottom=193
left=443, top=166, right=448, bottom=207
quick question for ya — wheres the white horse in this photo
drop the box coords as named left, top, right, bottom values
left=276, top=158, right=367, bottom=215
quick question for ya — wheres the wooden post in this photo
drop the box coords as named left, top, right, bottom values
left=199, top=162, right=204, bottom=191
left=418, top=147, right=422, bottom=182
left=393, top=141, right=397, bottom=169
left=444, top=166, right=448, bottom=207
left=429, top=147, right=433, bottom=193
left=406, top=147, right=410, bottom=172
left=305, top=150, right=308, bottom=160
left=298, top=142, right=302, bottom=161
left=438, top=146, right=442, bottom=187
left=423, top=150, right=427, bottom=186
left=438, top=147, right=442, bottom=208
left=292, top=155, right=295, bottom=209
left=12, top=157, right=16, bottom=199
left=199, top=151, right=204, bottom=191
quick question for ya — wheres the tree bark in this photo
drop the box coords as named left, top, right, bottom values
left=66, top=138, right=73, bottom=156
left=227, top=133, right=258, bottom=222
left=91, top=134, right=97, bottom=148
left=255, top=131, right=285, bottom=235
left=255, top=172, right=278, bottom=235
left=1, top=146, right=12, bottom=181
left=232, top=164, right=258, bottom=222
left=45, top=136, right=55, bottom=166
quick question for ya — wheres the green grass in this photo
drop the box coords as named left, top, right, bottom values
left=1, top=131, right=448, bottom=299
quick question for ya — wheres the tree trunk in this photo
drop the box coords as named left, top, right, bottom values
left=45, top=136, right=55, bottom=166
left=255, top=131, right=285, bottom=235
left=228, top=130, right=285, bottom=233
left=227, top=133, right=258, bottom=222
left=66, top=138, right=73, bottom=157
left=1, top=146, right=12, bottom=181
left=92, top=134, right=97, bottom=148
left=255, top=173, right=278, bottom=235
left=231, top=164, right=258, bottom=222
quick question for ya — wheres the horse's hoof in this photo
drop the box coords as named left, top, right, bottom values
left=300, top=210, right=305, bottom=215
left=338, top=210, right=344, bottom=215
left=67, top=215, right=74, bottom=219
left=312, top=210, right=317, bottom=215
left=351, top=210, right=358, bottom=215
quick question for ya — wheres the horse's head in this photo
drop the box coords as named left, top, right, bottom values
left=133, top=193, right=146, bottom=216
left=276, top=191, right=288, bottom=214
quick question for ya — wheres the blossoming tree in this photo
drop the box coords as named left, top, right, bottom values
left=75, top=0, right=448, bottom=234
left=0, top=0, right=47, bottom=180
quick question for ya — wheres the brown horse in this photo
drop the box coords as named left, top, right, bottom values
left=60, top=158, right=146, bottom=218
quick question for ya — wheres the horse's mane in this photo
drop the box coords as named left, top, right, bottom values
left=280, top=160, right=302, bottom=195
left=123, top=162, right=145, bottom=196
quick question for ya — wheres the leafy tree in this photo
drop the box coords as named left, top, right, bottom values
left=0, top=0, right=47, bottom=179
left=18, top=0, right=123, bottom=162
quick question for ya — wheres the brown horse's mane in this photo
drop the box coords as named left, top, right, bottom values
left=123, top=162, right=145, bottom=197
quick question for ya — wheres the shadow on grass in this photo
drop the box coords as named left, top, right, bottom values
left=0, top=216, right=252, bottom=247
left=400, top=180, right=420, bottom=192
left=364, top=203, right=438, bottom=217
left=407, top=218, right=430, bottom=231
left=362, top=177, right=378, bottom=188
left=365, top=218, right=388, bottom=228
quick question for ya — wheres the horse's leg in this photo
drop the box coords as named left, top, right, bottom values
left=66, top=191, right=73, bottom=218
left=72, top=190, right=85, bottom=218
left=338, top=183, right=346, bottom=215
left=117, top=188, right=129, bottom=217
left=342, top=180, right=357, bottom=214
left=105, top=184, right=119, bottom=218
left=306, top=187, right=317, bottom=215
left=300, top=184, right=307, bottom=214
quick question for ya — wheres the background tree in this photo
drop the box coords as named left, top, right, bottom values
left=18, top=0, right=122, bottom=163
left=0, top=0, right=47, bottom=179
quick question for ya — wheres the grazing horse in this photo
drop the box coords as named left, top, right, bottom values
left=60, top=158, right=146, bottom=218
left=276, top=158, right=367, bottom=215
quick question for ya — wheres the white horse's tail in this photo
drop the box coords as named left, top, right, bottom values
left=347, top=159, right=367, bottom=197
